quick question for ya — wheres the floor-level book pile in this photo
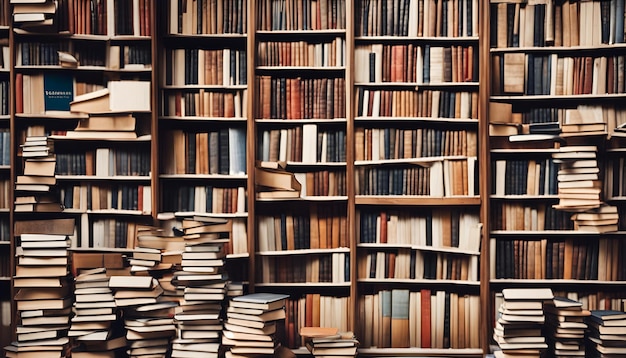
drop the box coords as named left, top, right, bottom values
left=544, top=296, right=589, bottom=357
left=586, top=309, right=626, bottom=356
left=301, top=326, right=359, bottom=358
left=493, top=288, right=553, bottom=358
left=223, top=292, right=289, bottom=358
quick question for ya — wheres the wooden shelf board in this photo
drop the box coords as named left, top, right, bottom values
left=355, top=196, right=481, bottom=206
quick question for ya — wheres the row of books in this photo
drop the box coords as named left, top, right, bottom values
left=55, top=148, right=151, bottom=176
left=163, top=90, right=247, bottom=118
left=50, top=0, right=152, bottom=36
left=167, top=48, right=247, bottom=86
left=359, top=249, right=479, bottom=281
left=606, top=157, right=626, bottom=199
left=259, top=126, right=347, bottom=163
left=0, top=130, right=9, bottom=165
left=169, top=0, right=247, bottom=34
left=354, top=158, right=476, bottom=196
left=256, top=76, right=345, bottom=120
left=257, top=207, right=348, bottom=251
left=356, top=127, right=477, bottom=161
left=493, top=239, right=599, bottom=280
left=160, top=127, right=246, bottom=175
left=355, top=44, right=477, bottom=84
left=359, top=290, right=481, bottom=348
left=19, top=41, right=68, bottom=66
left=491, top=0, right=626, bottom=49
left=0, top=219, right=8, bottom=242
left=293, top=170, right=346, bottom=196
left=357, top=209, right=481, bottom=251
left=257, top=253, right=349, bottom=283
left=89, top=218, right=141, bottom=249
left=256, top=0, right=347, bottom=31
left=490, top=202, right=574, bottom=231
left=355, top=0, right=478, bottom=37
left=496, top=53, right=626, bottom=96
left=161, top=185, right=246, bottom=214
left=59, top=183, right=152, bottom=213
left=0, top=80, right=7, bottom=116
left=492, top=158, right=559, bottom=196
left=0, top=252, right=9, bottom=277
left=257, top=38, right=345, bottom=67
left=355, top=88, right=478, bottom=119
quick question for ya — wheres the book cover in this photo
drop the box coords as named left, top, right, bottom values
left=43, top=72, right=74, bottom=112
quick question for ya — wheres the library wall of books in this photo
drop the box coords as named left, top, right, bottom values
left=2, top=0, right=626, bottom=357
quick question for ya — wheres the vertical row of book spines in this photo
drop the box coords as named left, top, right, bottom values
left=359, top=290, right=481, bottom=349
left=170, top=0, right=247, bottom=35
left=256, top=0, right=347, bottom=31
left=355, top=44, right=477, bottom=84
left=259, top=127, right=347, bottom=163
left=164, top=90, right=246, bottom=118
left=55, top=149, right=151, bottom=176
left=160, top=127, right=246, bottom=176
left=492, top=158, right=558, bottom=196
left=168, top=48, right=247, bottom=87
left=495, top=53, right=626, bottom=96
left=257, top=253, right=349, bottom=283
left=161, top=185, right=246, bottom=214
left=59, top=183, right=152, bottom=213
left=256, top=76, right=345, bottom=120
left=357, top=209, right=481, bottom=251
left=89, top=218, right=140, bottom=249
left=355, top=88, right=478, bottom=120
left=492, top=237, right=626, bottom=281
left=59, top=0, right=152, bottom=36
left=257, top=209, right=349, bottom=251
left=355, top=127, right=476, bottom=161
left=257, top=38, right=345, bottom=67
left=356, top=0, right=478, bottom=38
left=490, top=202, right=574, bottom=231
left=358, top=249, right=478, bottom=281
left=491, top=0, right=626, bottom=49
left=355, top=158, right=475, bottom=196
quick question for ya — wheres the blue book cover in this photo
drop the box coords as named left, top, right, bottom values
left=44, top=72, right=73, bottom=111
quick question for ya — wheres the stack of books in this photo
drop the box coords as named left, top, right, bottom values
left=552, top=146, right=602, bottom=211
left=222, top=292, right=289, bottom=358
left=301, top=327, right=359, bottom=358
left=69, top=268, right=126, bottom=358
left=255, top=162, right=302, bottom=199
left=170, top=216, right=232, bottom=358
left=493, top=288, right=553, bottom=358
left=586, top=310, right=626, bottom=356
left=571, top=205, right=619, bottom=233
left=108, top=275, right=175, bottom=358
left=11, top=0, right=57, bottom=29
left=66, top=99, right=140, bottom=140
left=544, top=296, right=590, bottom=357
left=5, top=232, right=72, bottom=358
left=14, top=135, right=62, bottom=212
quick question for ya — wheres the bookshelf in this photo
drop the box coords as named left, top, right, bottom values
left=487, top=0, right=626, bottom=353
left=0, top=0, right=9, bottom=350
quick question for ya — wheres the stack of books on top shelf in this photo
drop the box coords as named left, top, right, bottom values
left=552, top=146, right=602, bottom=211
left=586, top=310, right=626, bottom=356
left=15, top=134, right=62, bottom=212
left=561, top=106, right=608, bottom=135
left=170, top=216, right=232, bottom=358
left=108, top=275, right=175, bottom=358
left=544, top=296, right=590, bottom=357
left=69, top=267, right=127, bottom=358
left=222, top=292, right=289, bottom=358
left=571, top=205, right=619, bottom=233
left=5, top=230, right=73, bottom=358
left=255, top=161, right=302, bottom=199
left=493, top=288, right=553, bottom=358
left=301, top=327, right=359, bottom=358
left=11, top=0, right=57, bottom=29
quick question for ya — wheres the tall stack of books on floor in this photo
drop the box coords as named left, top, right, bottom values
left=171, top=216, right=232, bottom=358
left=552, top=146, right=602, bottom=211
left=15, top=133, right=62, bottom=213
left=301, top=327, right=359, bottom=358
left=109, top=275, right=175, bottom=358
left=69, top=267, right=126, bottom=358
left=493, top=288, right=553, bottom=358
left=4, top=219, right=75, bottom=358
left=223, top=292, right=289, bottom=358
left=544, top=296, right=590, bottom=357
left=586, top=309, right=626, bottom=356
